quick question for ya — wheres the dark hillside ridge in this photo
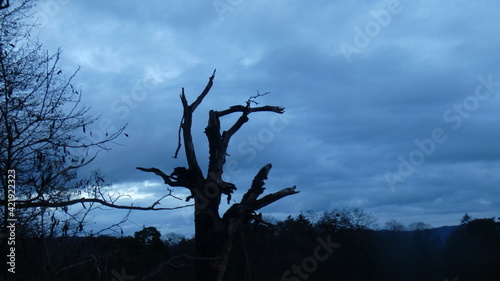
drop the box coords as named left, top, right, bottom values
left=13, top=222, right=499, bottom=281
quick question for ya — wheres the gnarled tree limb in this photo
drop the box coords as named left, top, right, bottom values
left=241, top=163, right=272, bottom=204
left=190, top=69, right=216, bottom=111
left=250, top=186, right=298, bottom=210
left=216, top=105, right=285, bottom=117
left=174, top=70, right=216, bottom=180
left=241, top=164, right=298, bottom=210
left=136, top=166, right=191, bottom=188
left=206, top=105, right=285, bottom=180
left=16, top=197, right=194, bottom=211
left=223, top=164, right=299, bottom=227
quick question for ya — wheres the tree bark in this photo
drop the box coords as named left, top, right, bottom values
left=194, top=165, right=297, bottom=281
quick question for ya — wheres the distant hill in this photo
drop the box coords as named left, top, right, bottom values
left=428, top=225, right=459, bottom=247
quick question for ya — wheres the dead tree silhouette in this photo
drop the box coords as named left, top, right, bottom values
left=137, top=70, right=298, bottom=281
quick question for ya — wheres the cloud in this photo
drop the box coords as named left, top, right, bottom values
left=35, top=0, right=500, bottom=236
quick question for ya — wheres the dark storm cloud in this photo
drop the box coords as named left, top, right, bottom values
left=34, top=0, right=500, bottom=235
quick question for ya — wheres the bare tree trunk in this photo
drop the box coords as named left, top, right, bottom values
left=240, top=224, right=253, bottom=281
left=194, top=209, right=230, bottom=281
left=192, top=166, right=297, bottom=281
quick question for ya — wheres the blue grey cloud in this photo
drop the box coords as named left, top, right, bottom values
left=35, top=0, right=500, bottom=236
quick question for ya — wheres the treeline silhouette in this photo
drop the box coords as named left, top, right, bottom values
left=13, top=209, right=500, bottom=281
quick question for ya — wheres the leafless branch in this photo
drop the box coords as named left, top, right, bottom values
left=92, top=209, right=131, bottom=236
left=190, top=69, right=216, bottom=111
left=241, top=164, right=272, bottom=204
left=17, top=197, right=194, bottom=211
left=251, top=186, right=298, bottom=210
left=241, top=164, right=298, bottom=211
left=136, top=167, right=187, bottom=187
left=176, top=69, right=216, bottom=179
left=246, top=90, right=270, bottom=106
left=216, top=105, right=285, bottom=117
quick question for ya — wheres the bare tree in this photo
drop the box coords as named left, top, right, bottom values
left=317, top=207, right=377, bottom=232
left=0, top=0, right=194, bottom=233
left=408, top=222, right=431, bottom=231
left=385, top=219, right=406, bottom=231
left=137, top=70, right=299, bottom=281
left=0, top=0, right=119, bottom=236
left=0, top=5, right=170, bottom=280
left=0, top=0, right=199, bottom=239
left=0, top=2, right=200, bottom=279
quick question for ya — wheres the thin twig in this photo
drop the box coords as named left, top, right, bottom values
left=246, top=90, right=270, bottom=106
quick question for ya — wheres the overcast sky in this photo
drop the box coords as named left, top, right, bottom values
left=31, top=0, right=500, bottom=236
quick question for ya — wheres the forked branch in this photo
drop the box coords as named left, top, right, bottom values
left=242, top=164, right=298, bottom=209
left=173, top=70, right=216, bottom=178
left=222, top=164, right=298, bottom=228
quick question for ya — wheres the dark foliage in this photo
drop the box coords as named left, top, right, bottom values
left=12, top=213, right=500, bottom=281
